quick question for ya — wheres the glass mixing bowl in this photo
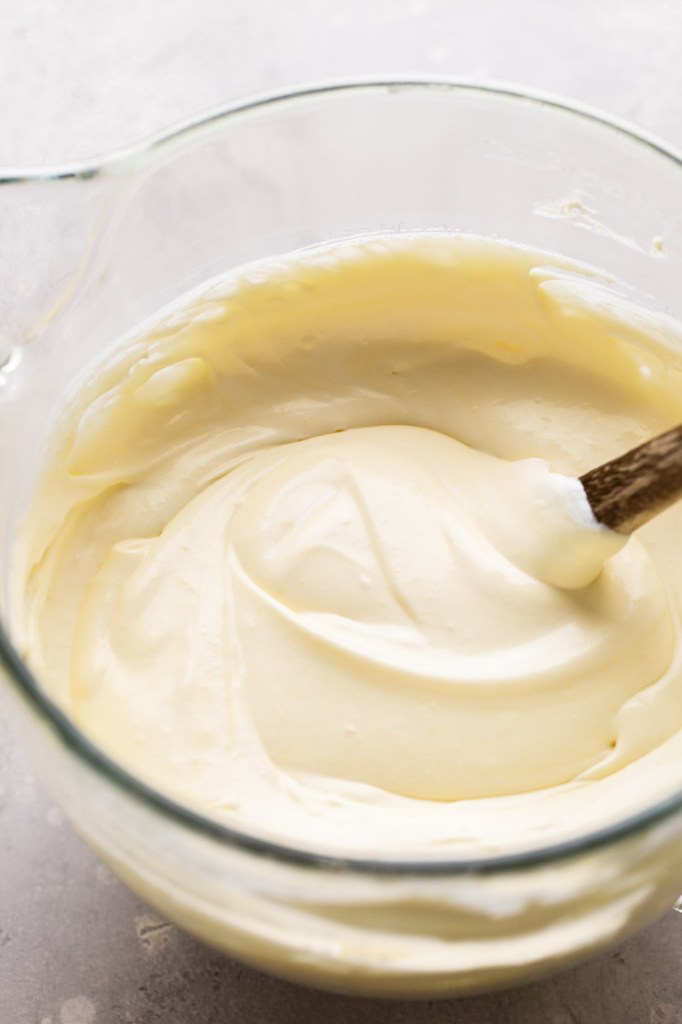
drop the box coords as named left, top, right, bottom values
left=2, top=79, right=682, bottom=999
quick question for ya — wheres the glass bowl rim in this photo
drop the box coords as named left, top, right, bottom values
left=3, top=75, right=682, bottom=878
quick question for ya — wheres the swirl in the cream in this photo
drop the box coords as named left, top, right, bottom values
left=17, top=234, right=682, bottom=855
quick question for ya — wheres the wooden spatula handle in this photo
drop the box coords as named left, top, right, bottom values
left=580, top=424, right=682, bottom=534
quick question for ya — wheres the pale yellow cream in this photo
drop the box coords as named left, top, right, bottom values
left=16, top=233, right=682, bottom=857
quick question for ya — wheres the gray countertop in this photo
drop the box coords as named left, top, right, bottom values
left=3, top=2, right=682, bottom=1020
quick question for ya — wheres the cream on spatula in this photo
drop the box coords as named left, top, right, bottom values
left=462, top=425, right=682, bottom=590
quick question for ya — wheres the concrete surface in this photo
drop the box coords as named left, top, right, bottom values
left=3, top=1, right=682, bottom=1021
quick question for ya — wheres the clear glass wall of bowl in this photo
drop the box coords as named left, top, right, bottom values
left=2, top=83, right=682, bottom=997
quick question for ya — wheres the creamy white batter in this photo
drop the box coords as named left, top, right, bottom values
left=17, top=233, right=682, bottom=858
